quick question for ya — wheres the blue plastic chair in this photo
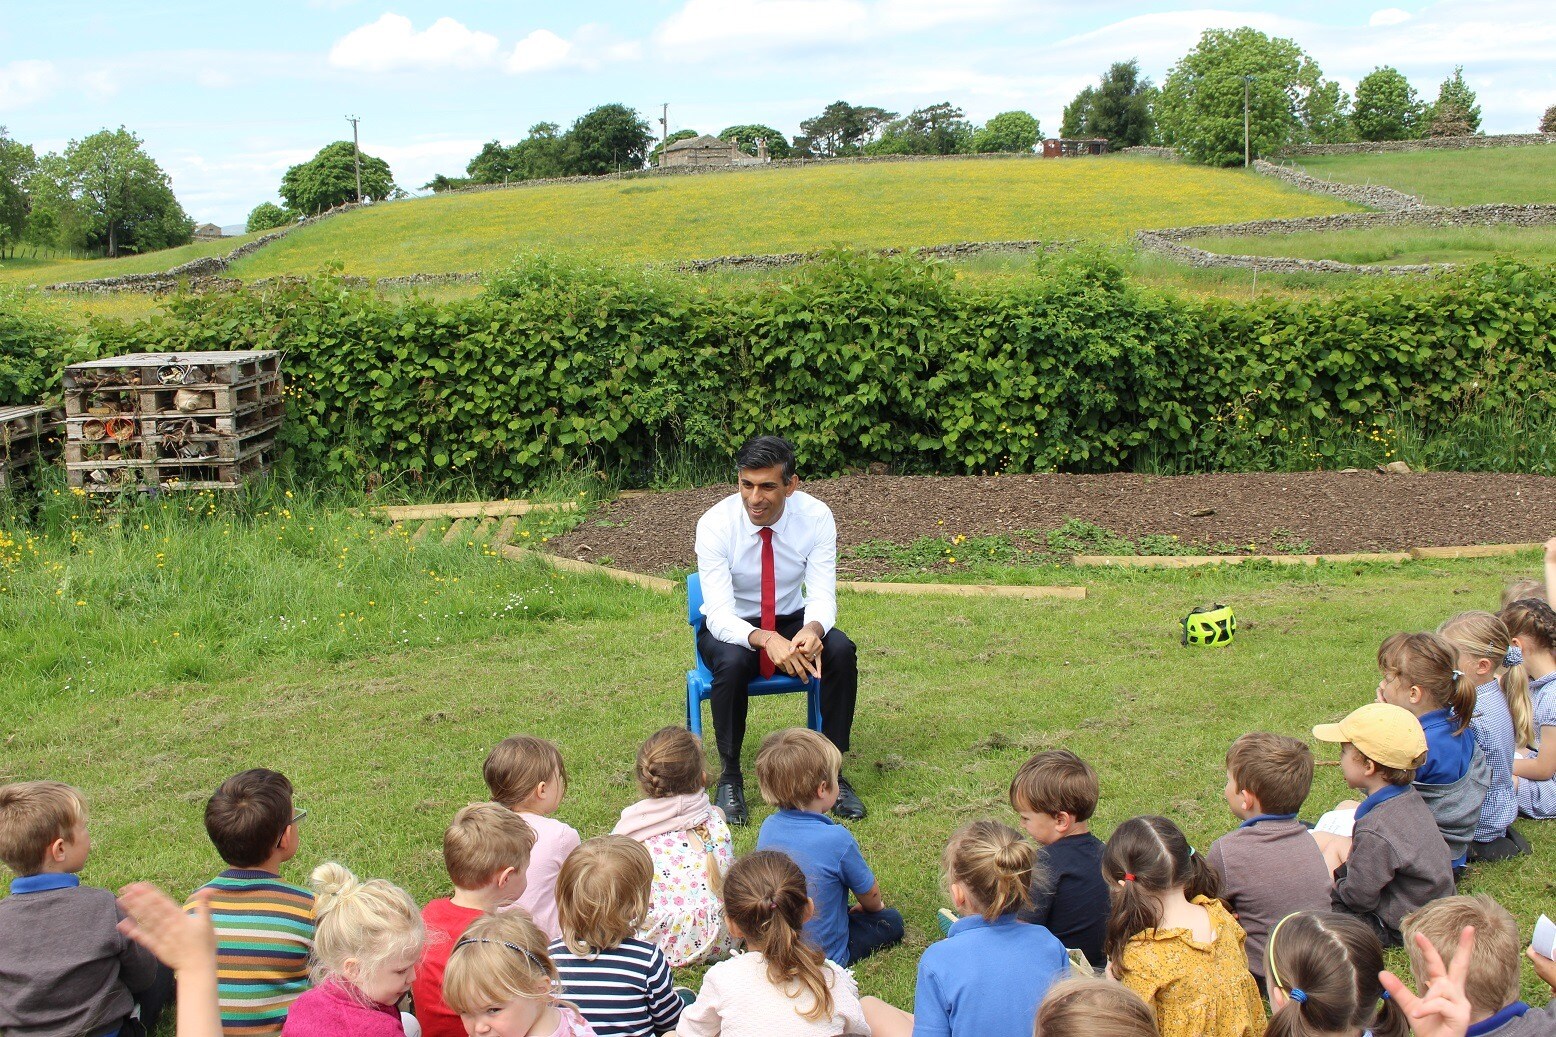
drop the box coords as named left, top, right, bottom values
left=686, top=572, right=823, bottom=738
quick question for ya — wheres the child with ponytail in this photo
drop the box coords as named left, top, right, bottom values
left=610, top=727, right=737, bottom=967
left=1263, top=911, right=1407, bottom=1037
left=1439, top=612, right=1532, bottom=860
left=1502, top=595, right=1556, bottom=819
left=675, top=850, right=869, bottom=1037
left=1102, top=816, right=1264, bottom=1037
left=281, top=863, right=424, bottom=1037
left=442, top=911, right=596, bottom=1037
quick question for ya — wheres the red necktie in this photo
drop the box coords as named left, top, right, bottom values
left=758, top=527, right=776, bottom=677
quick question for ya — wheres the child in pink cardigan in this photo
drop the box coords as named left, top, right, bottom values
left=282, top=864, right=424, bottom=1037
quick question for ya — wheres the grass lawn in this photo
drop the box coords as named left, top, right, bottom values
left=1293, top=145, right=1556, bottom=206
left=1183, top=224, right=1556, bottom=266
left=0, top=231, right=266, bottom=288
left=229, top=157, right=1357, bottom=282
left=4, top=485, right=1555, bottom=1010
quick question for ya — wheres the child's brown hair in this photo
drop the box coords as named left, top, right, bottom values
left=1033, top=977, right=1157, bottom=1037
left=1442, top=611, right=1533, bottom=747
left=443, top=802, right=536, bottom=891
left=1008, top=749, right=1099, bottom=821
left=1377, top=632, right=1477, bottom=734
left=1266, top=911, right=1407, bottom=1037
left=635, top=727, right=707, bottom=798
left=203, top=769, right=295, bottom=868
left=944, top=820, right=1035, bottom=921
left=722, top=850, right=835, bottom=1022
left=755, top=728, right=841, bottom=811
left=1102, top=816, right=1221, bottom=973
left=0, top=781, right=85, bottom=877
left=1226, top=733, right=1314, bottom=815
left=483, top=735, right=568, bottom=810
left=556, top=836, right=653, bottom=957
left=1502, top=578, right=1546, bottom=609
left=1401, top=895, right=1520, bottom=1020
left=1347, top=744, right=1419, bottom=787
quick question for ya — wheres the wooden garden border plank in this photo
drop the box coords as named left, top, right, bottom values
left=372, top=500, right=577, bottom=521
left=1075, top=552, right=1412, bottom=568
left=494, top=516, right=518, bottom=547
left=498, top=545, right=677, bottom=593
left=840, top=581, right=1086, bottom=600
left=1410, top=543, right=1542, bottom=560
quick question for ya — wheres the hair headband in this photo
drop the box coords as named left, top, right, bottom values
left=453, top=937, right=549, bottom=975
left=1265, top=912, right=1300, bottom=1000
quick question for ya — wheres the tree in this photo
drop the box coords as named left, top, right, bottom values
left=466, top=140, right=520, bottom=183
left=565, top=104, right=653, bottom=175
left=1083, top=60, right=1157, bottom=147
left=0, top=127, right=35, bottom=257
left=1543, top=105, right=1556, bottom=134
left=246, top=202, right=292, bottom=233
left=509, top=123, right=569, bottom=180
left=59, top=127, right=191, bottom=257
left=866, top=102, right=974, bottom=156
left=1427, top=66, right=1481, bottom=136
left=719, top=124, right=792, bottom=160
left=280, top=141, right=394, bottom=215
left=794, top=102, right=896, bottom=157
left=1156, top=28, right=1325, bottom=166
left=1062, top=86, right=1097, bottom=138
left=649, top=129, right=700, bottom=167
left=1353, top=67, right=1424, bottom=141
left=1301, top=79, right=1354, bottom=144
left=971, top=111, right=1041, bottom=153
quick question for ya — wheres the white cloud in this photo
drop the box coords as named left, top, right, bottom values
left=328, top=14, right=500, bottom=73
left=506, top=30, right=573, bottom=74
left=656, top=0, right=870, bottom=50
left=1368, top=8, right=1412, bottom=27
left=0, top=60, right=59, bottom=110
left=505, top=24, right=641, bottom=74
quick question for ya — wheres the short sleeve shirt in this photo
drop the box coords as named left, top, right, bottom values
left=756, top=810, right=874, bottom=965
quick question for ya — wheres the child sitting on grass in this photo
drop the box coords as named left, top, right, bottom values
left=1313, top=702, right=1454, bottom=947
left=1402, top=894, right=1556, bottom=1036
left=1207, top=732, right=1331, bottom=990
left=282, top=863, right=424, bottom=1037
left=442, top=910, right=598, bottom=1037
left=415, top=802, right=536, bottom=1037
left=1263, top=911, right=1407, bottom=1037
left=190, top=768, right=314, bottom=1037
left=485, top=734, right=581, bottom=941
left=611, top=727, right=736, bottom=967
left=754, top=728, right=903, bottom=966
left=1103, top=815, right=1264, bottom=1037
left=1032, top=977, right=1157, bottom=1037
left=675, top=851, right=870, bottom=1037
left=0, top=781, right=173, bottom=1037
left=549, top=837, right=683, bottom=1037
left=1007, top=749, right=1109, bottom=970
left=1502, top=597, right=1556, bottom=819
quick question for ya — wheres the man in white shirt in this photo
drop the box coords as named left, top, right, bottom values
left=693, top=435, right=862, bottom=826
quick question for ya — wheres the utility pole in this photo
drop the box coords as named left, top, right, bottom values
left=346, top=114, right=363, bottom=201
left=659, top=103, right=668, bottom=167
left=1242, top=76, right=1254, bottom=168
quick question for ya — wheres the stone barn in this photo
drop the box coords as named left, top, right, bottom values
left=659, top=135, right=770, bottom=168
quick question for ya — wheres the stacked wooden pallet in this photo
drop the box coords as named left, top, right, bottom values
left=0, top=404, right=64, bottom=490
left=63, top=351, right=283, bottom=492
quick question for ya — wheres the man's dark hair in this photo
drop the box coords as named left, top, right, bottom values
left=735, top=435, right=796, bottom=481
left=204, top=768, right=294, bottom=868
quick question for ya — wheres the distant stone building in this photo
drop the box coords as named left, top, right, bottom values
left=192, top=223, right=225, bottom=240
left=1042, top=138, right=1109, bottom=157
left=659, top=134, right=771, bottom=169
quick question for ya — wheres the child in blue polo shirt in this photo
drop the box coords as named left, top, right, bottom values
left=753, top=728, right=903, bottom=966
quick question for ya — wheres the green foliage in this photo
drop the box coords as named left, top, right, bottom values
left=718, top=124, right=792, bottom=160
left=1157, top=28, right=1326, bottom=166
left=245, top=202, right=292, bottom=233
left=48, top=127, right=193, bottom=258
left=795, top=101, right=896, bottom=157
left=865, top=103, right=974, bottom=156
left=566, top=104, right=654, bottom=175
left=1300, top=79, right=1354, bottom=144
left=971, top=111, right=1041, bottom=154
left=465, top=124, right=570, bottom=184
left=1062, top=88, right=1096, bottom=139
left=1430, top=67, right=1482, bottom=135
left=1543, top=106, right=1556, bottom=134
left=649, top=129, right=700, bottom=168
left=0, top=127, right=36, bottom=256
left=1061, top=61, right=1156, bottom=147
left=0, top=288, right=101, bottom=405
left=280, top=141, right=394, bottom=215
left=1354, top=67, right=1425, bottom=142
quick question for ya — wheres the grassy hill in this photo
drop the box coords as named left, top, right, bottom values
left=0, top=230, right=268, bottom=287
left=1185, top=224, right=1556, bottom=266
left=228, top=156, right=1357, bottom=281
left=1293, top=145, right=1556, bottom=206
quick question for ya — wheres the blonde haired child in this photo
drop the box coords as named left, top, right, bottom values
left=485, top=735, right=581, bottom=941
left=611, top=727, right=737, bottom=967
left=1263, top=911, right=1407, bottom=1037
left=1033, top=978, right=1157, bottom=1037
left=1503, top=595, right=1556, bottom=819
left=676, top=850, right=869, bottom=1037
left=861, top=820, right=1069, bottom=1037
left=1439, top=612, right=1532, bottom=861
left=548, top=837, right=683, bottom=1037
left=281, top=863, right=424, bottom=1037
left=443, top=911, right=596, bottom=1037
left=1103, top=816, right=1264, bottom=1037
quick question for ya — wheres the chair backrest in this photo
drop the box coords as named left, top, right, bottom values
left=687, top=572, right=703, bottom=627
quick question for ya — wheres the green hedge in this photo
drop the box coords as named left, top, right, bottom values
left=4, top=253, right=1554, bottom=488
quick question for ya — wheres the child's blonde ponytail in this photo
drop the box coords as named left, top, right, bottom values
left=943, top=819, right=1035, bottom=921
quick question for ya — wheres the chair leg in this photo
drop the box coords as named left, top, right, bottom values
left=807, top=677, right=823, bottom=733
left=687, top=682, right=703, bottom=737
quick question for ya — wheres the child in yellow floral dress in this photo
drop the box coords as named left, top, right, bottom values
left=1103, top=816, right=1265, bottom=1037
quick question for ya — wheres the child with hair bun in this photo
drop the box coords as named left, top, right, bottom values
left=443, top=911, right=596, bottom=1037
left=862, top=820, right=1069, bottom=1037
left=1263, top=911, right=1407, bottom=1037
left=1439, top=612, right=1532, bottom=860
left=1033, top=977, right=1158, bottom=1037
left=675, top=850, right=869, bottom=1037
left=1103, top=816, right=1264, bottom=1037
left=611, top=727, right=737, bottom=967
left=1503, top=595, right=1556, bottom=818
left=281, top=863, right=424, bottom=1037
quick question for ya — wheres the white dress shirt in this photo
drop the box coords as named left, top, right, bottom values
left=694, top=490, right=838, bottom=648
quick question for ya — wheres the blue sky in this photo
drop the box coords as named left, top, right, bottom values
left=2, top=1, right=1551, bottom=226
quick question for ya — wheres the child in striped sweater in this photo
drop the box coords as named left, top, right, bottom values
left=549, top=837, right=683, bottom=1037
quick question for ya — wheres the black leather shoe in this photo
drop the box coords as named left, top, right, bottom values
left=714, top=777, right=748, bottom=826
left=832, top=774, right=867, bottom=821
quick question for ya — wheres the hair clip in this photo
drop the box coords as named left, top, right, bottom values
left=1187, top=846, right=1196, bottom=857
left=1451, top=669, right=1464, bottom=681
left=1289, top=988, right=1308, bottom=1005
left=1379, top=990, right=1391, bottom=1002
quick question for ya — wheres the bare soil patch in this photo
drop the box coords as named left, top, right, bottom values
left=548, top=472, right=1556, bottom=577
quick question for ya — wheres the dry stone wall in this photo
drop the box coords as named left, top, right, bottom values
left=1252, top=160, right=1421, bottom=210
left=1282, top=132, right=1554, bottom=156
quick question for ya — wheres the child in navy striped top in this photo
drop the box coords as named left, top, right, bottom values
left=549, top=837, right=683, bottom=1037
